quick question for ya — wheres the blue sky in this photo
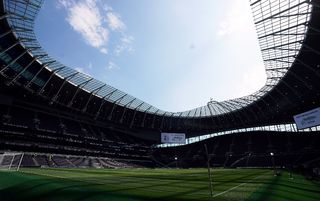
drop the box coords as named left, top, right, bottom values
left=35, top=0, right=266, bottom=112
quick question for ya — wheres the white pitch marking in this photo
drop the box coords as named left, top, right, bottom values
left=212, top=171, right=270, bottom=198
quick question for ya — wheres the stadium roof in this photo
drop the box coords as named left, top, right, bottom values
left=1, top=0, right=312, bottom=117
left=0, top=0, right=320, bottom=136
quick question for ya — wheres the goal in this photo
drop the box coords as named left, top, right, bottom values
left=0, top=152, right=24, bottom=171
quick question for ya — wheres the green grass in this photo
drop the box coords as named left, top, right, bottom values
left=0, top=168, right=319, bottom=201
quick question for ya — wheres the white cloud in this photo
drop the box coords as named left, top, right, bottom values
left=107, top=12, right=126, bottom=31
left=234, top=64, right=267, bottom=98
left=103, top=4, right=113, bottom=12
left=58, top=0, right=109, bottom=53
left=75, top=67, right=91, bottom=76
left=57, top=0, right=73, bottom=9
left=57, top=0, right=133, bottom=56
left=100, top=48, right=108, bottom=54
left=217, top=22, right=232, bottom=37
left=217, top=0, right=251, bottom=37
left=115, top=35, right=134, bottom=55
left=107, top=61, right=118, bottom=70
left=87, top=62, right=92, bottom=69
left=74, top=62, right=93, bottom=76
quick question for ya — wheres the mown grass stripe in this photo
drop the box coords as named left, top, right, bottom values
left=0, top=168, right=318, bottom=201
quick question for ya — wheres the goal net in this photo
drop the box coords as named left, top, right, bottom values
left=0, top=152, right=24, bottom=171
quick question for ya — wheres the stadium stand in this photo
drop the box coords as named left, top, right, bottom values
left=0, top=98, right=154, bottom=166
left=0, top=0, right=319, bottom=177
left=0, top=152, right=151, bottom=169
left=152, top=131, right=320, bottom=170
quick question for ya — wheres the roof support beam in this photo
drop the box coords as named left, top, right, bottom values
left=206, top=104, right=216, bottom=127
left=119, top=98, right=136, bottom=124
left=264, top=55, right=296, bottom=62
left=261, top=40, right=303, bottom=51
left=258, top=22, right=307, bottom=39
left=82, top=84, right=106, bottom=112
left=230, top=99, right=259, bottom=122
left=13, top=0, right=42, bottom=9
left=0, top=50, right=28, bottom=73
left=300, top=41, right=320, bottom=56
left=151, top=109, right=160, bottom=129
left=0, top=41, right=20, bottom=64
left=9, top=57, right=37, bottom=84
left=254, top=1, right=309, bottom=24
left=129, top=102, right=144, bottom=128
left=38, top=66, right=65, bottom=94
left=52, top=72, right=79, bottom=102
left=141, top=106, right=153, bottom=127
left=239, top=96, right=268, bottom=121
left=107, top=94, right=127, bottom=121
left=160, top=112, right=167, bottom=130
left=25, top=60, right=56, bottom=88
left=223, top=101, right=250, bottom=123
left=67, top=78, right=94, bottom=107
left=208, top=103, right=224, bottom=128
left=0, top=30, right=12, bottom=39
left=94, top=89, right=117, bottom=119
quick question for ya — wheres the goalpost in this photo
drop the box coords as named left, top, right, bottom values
left=0, top=152, right=24, bottom=171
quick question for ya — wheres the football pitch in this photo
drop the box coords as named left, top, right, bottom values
left=0, top=168, right=319, bottom=201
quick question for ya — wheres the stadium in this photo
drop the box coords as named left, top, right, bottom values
left=0, top=0, right=320, bottom=200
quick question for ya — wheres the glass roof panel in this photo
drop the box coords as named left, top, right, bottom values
left=4, top=0, right=313, bottom=117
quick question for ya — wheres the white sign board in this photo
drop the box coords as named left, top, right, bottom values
left=161, top=133, right=186, bottom=144
left=294, top=107, right=320, bottom=130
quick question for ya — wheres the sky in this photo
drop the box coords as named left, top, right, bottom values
left=34, top=0, right=266, bottom=112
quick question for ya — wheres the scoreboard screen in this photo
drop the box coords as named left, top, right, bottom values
left=161, top=133, right=186, bottom=144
